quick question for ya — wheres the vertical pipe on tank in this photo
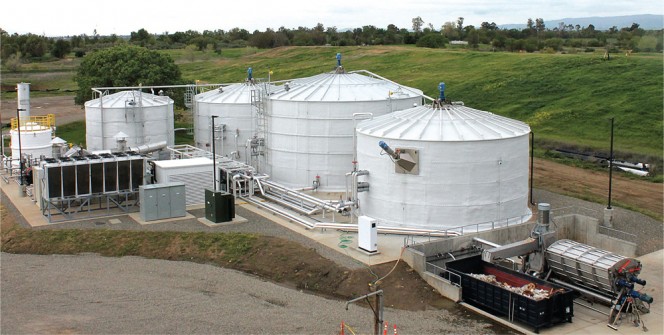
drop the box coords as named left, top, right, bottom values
left=17, top=83, right=30, bottom=119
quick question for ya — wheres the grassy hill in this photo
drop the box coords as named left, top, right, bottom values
left=172, top=46, right=663, bottom=163
left=3, top=46, right=662, bottom=163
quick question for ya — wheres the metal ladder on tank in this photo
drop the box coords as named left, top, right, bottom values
left=250, top=82, right=268, bottom=172
left=184, top=85, right=196, bottom=135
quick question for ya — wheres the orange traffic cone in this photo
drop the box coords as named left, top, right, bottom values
left=340, top=321, right=345, bottom=335
left=393, top=324, right=398, bottom=335
left=383, top=321, right=388, bottom=335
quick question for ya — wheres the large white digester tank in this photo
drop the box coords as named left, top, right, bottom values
left=85, top=91, right=174, bottom=151
left=355, top=103, right=532, bottom=230
left=266, top=71, right=423, bottom=191
left=194, top=82, right=274, bottom=158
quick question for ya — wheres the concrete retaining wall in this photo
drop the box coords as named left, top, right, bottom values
left=403, top=213, right=638, bottom=301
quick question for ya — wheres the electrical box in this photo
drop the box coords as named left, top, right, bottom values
left=358, top=215, right=378, bottom=253
left=205, top=189, right=235, bottom=223
left=139, top=183, right=186, bottom=221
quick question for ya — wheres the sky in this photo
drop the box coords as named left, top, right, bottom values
left=1, top=0, right=662, bottom=36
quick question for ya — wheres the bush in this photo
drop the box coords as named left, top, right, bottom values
left=74, top=49, right=86, bottom=58
left=4, top=52, right=22, bottom=71
left=416, top=34, right=447, bottom=48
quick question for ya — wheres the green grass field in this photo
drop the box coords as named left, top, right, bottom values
left=3, top=46, right=662, bottom=163
left=174, top=46, right=663, bottom=162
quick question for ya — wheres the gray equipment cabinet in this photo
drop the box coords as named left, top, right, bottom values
left=139, top=183, right=186, bottom=221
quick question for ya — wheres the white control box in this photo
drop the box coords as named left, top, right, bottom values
left=358, top=215, right=378, bottom=253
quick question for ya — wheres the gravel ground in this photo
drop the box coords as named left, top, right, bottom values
left=0, top=252, right=502, bottom=335
left=1, top=187, right=660, bottom=334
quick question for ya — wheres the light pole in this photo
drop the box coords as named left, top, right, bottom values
left=16, top=108, right=26, bottom=188
left=211, top=115, right=218, bottom=191
left=607, top=117, right=614, bottom=209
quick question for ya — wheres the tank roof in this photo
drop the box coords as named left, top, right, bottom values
left=84, top=90, right=173, bottom=108
left=269, top=72, right=422, bottom=102
left=357, top=104, right=531, bottom=141
left=195, top=82, right=275, bottom=104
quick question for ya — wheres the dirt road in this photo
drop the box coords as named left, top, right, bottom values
left=534, top=158, right=662, bottom=217
left=1, top=95, right=83, bottom=126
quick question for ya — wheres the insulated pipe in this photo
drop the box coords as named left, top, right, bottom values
left=473, top=237, right=501, bottom=248
left=92, top=88, right=105, bottom=150
left=234, top=130, right=240, bottom=159
left=128, top=141, right=168, bottom=154
left=352, top=113, right=373, bottom=163
left=260, top=179, right=339, bottom=212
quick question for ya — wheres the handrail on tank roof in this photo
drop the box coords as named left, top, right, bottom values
left=349, top=69, right=434, bottom=102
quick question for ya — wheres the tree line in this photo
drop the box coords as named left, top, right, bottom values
left=1, top=17, right=662, bottom=66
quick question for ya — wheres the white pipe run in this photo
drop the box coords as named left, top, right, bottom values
left=129, top=141, right=168, bottom=154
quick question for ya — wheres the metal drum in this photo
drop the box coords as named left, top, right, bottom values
left=545, top=239, right=641, bottom=296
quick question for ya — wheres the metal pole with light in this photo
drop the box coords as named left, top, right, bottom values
left=607, top=117, right=614, bottom=209
left=16, top=108, right=26, bottom=188
left=211, top=115, right=218, bottom=191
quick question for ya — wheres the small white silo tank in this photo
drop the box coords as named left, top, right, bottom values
left=10, top=121, right=54, bottom=164
left=355, top=104, right=532, bottom=230
left=194, top=83, right=274, bottom=158
left=85, top=91, right=174, bottom=151
left=10, top=83, right=54, bottom=165
left=266, top=72, right=423, bottom=191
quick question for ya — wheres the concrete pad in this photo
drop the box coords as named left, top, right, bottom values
left=197, top=214, right=248, bottom=227
left=0, top=180, right=49, bottom=226
left=128, top=212, right=197, bottom=225
left=108, top=218, right=122, bottom=225
left=237, top=202, right=434, bottom=266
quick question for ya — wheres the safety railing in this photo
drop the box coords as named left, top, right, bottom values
left=403, top=213, right=533, bottom=247
left=425, top=262, right=461, bottom=287
left=10, top=114, right=55, bottom=130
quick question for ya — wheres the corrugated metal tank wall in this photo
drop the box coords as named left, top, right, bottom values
left=85, top=91, right=174, bottom=151
left=356, top=105, right=532, bottom=230
left=266, top=73, right=423, bottom=191
left=194, top=83, right=274, bottom=158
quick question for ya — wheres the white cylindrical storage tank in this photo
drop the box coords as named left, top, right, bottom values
left=267, top=72, right=423, bottom=191
left=356, top=104, right=532, bottom=230
left=194, top=83, right=273, bottom=158
left=10, top=123, right=53, bottom=163
left=85, top=91, right=174, bottom=151
left=17, top=82, right=30, bottom=118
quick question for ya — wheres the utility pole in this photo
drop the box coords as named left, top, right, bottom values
left=211, top=115, right=218, bottom=191
left=607, top=117, right=614, bottom=209
left=345, top=289, right=384, bottom=335
left=604, top=117, right=615, bottom=228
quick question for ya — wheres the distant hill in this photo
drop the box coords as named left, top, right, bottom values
left=499, top=14, right=663, bottom=30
